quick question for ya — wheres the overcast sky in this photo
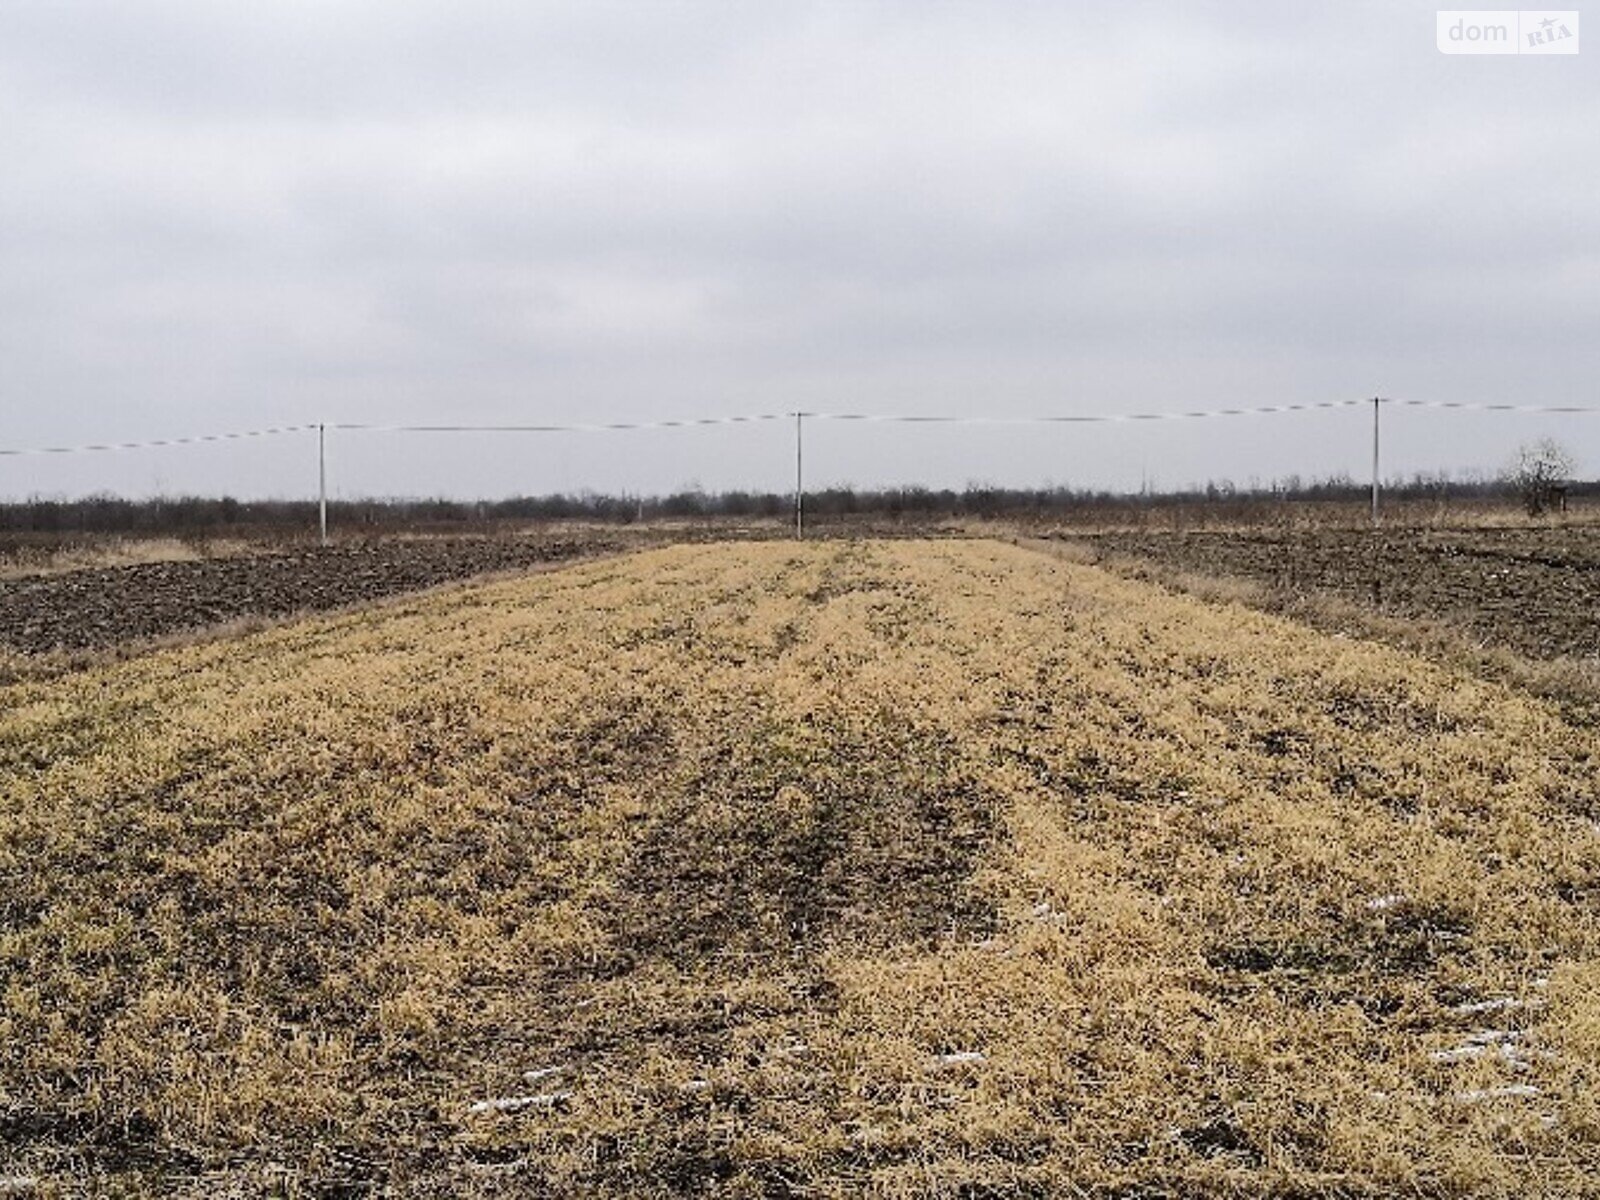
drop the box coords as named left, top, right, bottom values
left=2, top=1, right=1595, bottom=500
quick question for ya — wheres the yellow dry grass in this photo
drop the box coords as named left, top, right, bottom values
left=0, top=537, right=258, bottom=579
left=1036, top=534, right=1600, bottom=720
left=3, top=539, right=1600, bottom=1196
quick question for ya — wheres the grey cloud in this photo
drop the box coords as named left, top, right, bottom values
left=1, top=1, right=1596, bottom=500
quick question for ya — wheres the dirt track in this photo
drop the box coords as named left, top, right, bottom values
left=1083, top=526, right=1600, bottom=663
left=0, top=537, right=615, bottom=655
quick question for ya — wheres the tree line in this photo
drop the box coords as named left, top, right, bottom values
left=0, top=472, right=1592, bottom=535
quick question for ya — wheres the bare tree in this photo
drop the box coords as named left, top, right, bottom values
left=1506, top=438, right=1577, bottom=516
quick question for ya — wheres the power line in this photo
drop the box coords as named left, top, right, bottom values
left=3, top=397, right=1598, bottom=458
left=329, top=414, right=789, bottom=434
left=1389, top=399, right=1600, bottom=414
left=0, top=424, right=317, bottom=458
left=808, top=398, right=1373, bottom=424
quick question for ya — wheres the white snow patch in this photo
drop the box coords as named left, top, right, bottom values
left=932, top=1050, right=987, bottom=1068
left=466, top=1091, right=572, bottom=1115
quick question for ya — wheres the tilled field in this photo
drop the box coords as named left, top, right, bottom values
left=1081, top=525, right=1600, bottom=663
left=5, top=540, right=1600, bottom=1196
left=0, top=536, right=620, bottom=656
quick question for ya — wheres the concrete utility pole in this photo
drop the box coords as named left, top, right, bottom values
left=1370, top=397, right=1381, bottom=527
left=318, top=423, right=328, bottom=546
left=794, top=411, right=805, bottom=540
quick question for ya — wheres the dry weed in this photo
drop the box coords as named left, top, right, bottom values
left=3, top=540, right=1599, bottom=1194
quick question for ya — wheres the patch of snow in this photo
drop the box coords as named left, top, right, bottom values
left=466, top=1091, right=572, bottom=1115
left=1451, top=997, right=1533, bottom=1016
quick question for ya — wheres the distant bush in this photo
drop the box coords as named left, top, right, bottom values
left=1506, top=438, right=1577, bottom=517
left=1, top=473, right=1592, bottom=536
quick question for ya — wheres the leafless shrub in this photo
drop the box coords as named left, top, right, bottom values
left=1507, top=438, right=1577, bottom=517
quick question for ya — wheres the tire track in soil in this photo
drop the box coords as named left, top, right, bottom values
left=500, top=544, right=1002, bottom=1195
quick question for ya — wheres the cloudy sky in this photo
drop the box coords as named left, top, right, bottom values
left=1, top=1, right=1595, bottom=500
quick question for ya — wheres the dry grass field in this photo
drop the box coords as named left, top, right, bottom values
left=4, top=539, right=1600, bottom=1196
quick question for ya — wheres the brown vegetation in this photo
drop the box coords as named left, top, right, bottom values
left=4, top=540, right=1600, bottom=1195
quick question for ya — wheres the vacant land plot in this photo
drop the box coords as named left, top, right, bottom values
left=0, top=536, right=617, bottom=657
left=4, top=540, right=1600, bottom=1196
left=1081, top=526, right=1600, bottom=664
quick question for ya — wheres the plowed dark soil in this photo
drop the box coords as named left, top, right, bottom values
left=1081, top=525, right=1600, bottom=663
left=0, top=537, right=615, bottom=655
